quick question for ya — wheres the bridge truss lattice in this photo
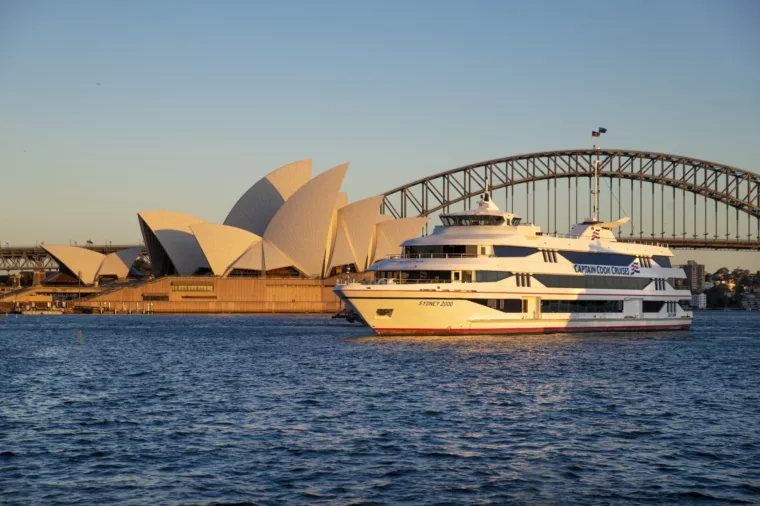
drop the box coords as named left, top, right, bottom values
left=381, top=149, right=760, bottom=250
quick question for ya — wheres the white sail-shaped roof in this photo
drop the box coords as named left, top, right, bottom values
left=41, top=244, right=105, bottom=285
left=138, top=211, right=209, bottom=276
left=97, top=247, right=142, bottom=279
left=230, top=241, right=264, bottom=272
left=263, top=163, right=349, bottom=277
left=327, top=195, right=384, bottom=273
left=328, top=225, right=355, bottom=272
left=190, top=223, right=261, bottom=277
left=335, top=192, right=348, bottom=209
left=224, top=159, right=312, bottom=236
left=228, top=239, right=296, bottom=274
left=262, top=240, right=295, bottom=271
left=372, top=217, right=428, bottom=264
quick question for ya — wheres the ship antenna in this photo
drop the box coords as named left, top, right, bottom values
left=591, top=127, right=608, bottom=222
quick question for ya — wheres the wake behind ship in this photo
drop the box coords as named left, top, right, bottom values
left=334, top=191, right=693, bottom=336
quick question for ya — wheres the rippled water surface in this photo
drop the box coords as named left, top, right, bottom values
left=1, top=312, right=759, bottom=505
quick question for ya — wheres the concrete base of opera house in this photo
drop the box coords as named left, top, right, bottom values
left=70, top=276, right=362, bottom=314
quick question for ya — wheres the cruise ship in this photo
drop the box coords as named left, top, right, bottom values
left=334, top=191, right=693, bottom=336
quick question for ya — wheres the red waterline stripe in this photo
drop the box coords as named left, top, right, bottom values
left=340, top=289, right=686, bottom=298
left=373, top=323, right=691, bottom=332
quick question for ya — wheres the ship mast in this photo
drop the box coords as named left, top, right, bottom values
left=591, top=127, right=607, bottom=222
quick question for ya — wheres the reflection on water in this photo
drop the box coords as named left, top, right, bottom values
left=0, top=312, right=758, bottom=505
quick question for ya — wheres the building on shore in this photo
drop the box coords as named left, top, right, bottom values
left=2, top=160, right=427, bottom=313
left=691, top=293, right=707, bottom=309
left=679, top=260, right=705, bottom=293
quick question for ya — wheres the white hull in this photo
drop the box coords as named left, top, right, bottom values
left=336, top=285, right=692, bottom=336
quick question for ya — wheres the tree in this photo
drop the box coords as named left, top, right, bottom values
left=731, top=268, right=749, bottom=283
left=706, top=284, right=730, bottom=308
left=714, top=267, right=729, bottom=282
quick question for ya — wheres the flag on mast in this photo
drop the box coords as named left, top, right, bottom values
left=599, top=127, right=608, bottom=134
left=592, top=131, right=600, bottom=137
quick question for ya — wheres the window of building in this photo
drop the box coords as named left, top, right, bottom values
left=143, top=294, right=169, bottom=301
left=171, top=284, right=213, bottom=292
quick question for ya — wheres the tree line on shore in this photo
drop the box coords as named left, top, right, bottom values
left=703, top=267, right=760, bottom=309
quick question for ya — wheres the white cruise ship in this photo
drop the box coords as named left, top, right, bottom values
left=334, top=191, right=693, bottom=336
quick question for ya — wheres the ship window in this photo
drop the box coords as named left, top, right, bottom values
left=667, top=278, right=682, bottom=289
left=515, top=273, right=531, bottom=287
left=376, top=309, right=393, bottom=317
left=442, top=215, right=505, bottom=226
left=653, top=256, right=672, bottom=268
left=643, top=301, right=665, bottom=312
left=542, top=250, right=559, bottom=263
left=678, top=299, right=691, bottom=311
left=558, top=251, right=636, bottom=266
left=493, top=246, right=537, bottom=258
left=541, top=300, right=623, bottom=313
left=471, top=298, right=522, bottom=313
left=511, top=218, right=522, bottom=225
left=475, top=271, right=512, bottom=283
left=533, top=274, right=651, bottom=290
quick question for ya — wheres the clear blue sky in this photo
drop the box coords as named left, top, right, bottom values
left=2, top=0, right=759, bottom=267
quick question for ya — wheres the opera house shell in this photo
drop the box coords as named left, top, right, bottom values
left=40, top=244, right=142, bottom=285
left=137, top=160, right=427, bottom=280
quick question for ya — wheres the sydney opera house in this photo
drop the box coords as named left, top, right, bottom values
left=42, top=160, right=427, bottom=286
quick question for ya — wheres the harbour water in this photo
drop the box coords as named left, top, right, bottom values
left=1, top=312, right=758, bottom=504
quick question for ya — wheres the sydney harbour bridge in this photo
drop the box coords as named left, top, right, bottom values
left=2, top=148, right=759, bottom=273
left=381, top=149, right=760, bottom=251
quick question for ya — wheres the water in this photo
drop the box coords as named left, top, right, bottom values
left=1, top=312, right=759, bottom=505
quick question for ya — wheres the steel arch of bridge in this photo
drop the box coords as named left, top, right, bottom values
left=382, top=149, right=760, bottom=218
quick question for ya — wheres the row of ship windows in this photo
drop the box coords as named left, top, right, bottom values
left=472, top=299, right=690, bottom=313
left=375, top=270, right=682, bottom=290
left=406, top=245, right=672, bottom=267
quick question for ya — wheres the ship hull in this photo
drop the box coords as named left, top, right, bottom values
left=335, top=285, right=693, bottom=336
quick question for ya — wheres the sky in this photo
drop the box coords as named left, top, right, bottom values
left=1, top=0, right=759, bottom=270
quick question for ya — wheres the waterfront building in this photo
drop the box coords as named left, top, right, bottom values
left=680, top=260, right=705, bottom=293
left=691, top=293, right=707, bottom=309
left=40, top=244, right=142, bottom=285
left=39, top=160, right=427, bottom=286
left=138, top=160, right=427, bottom=280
